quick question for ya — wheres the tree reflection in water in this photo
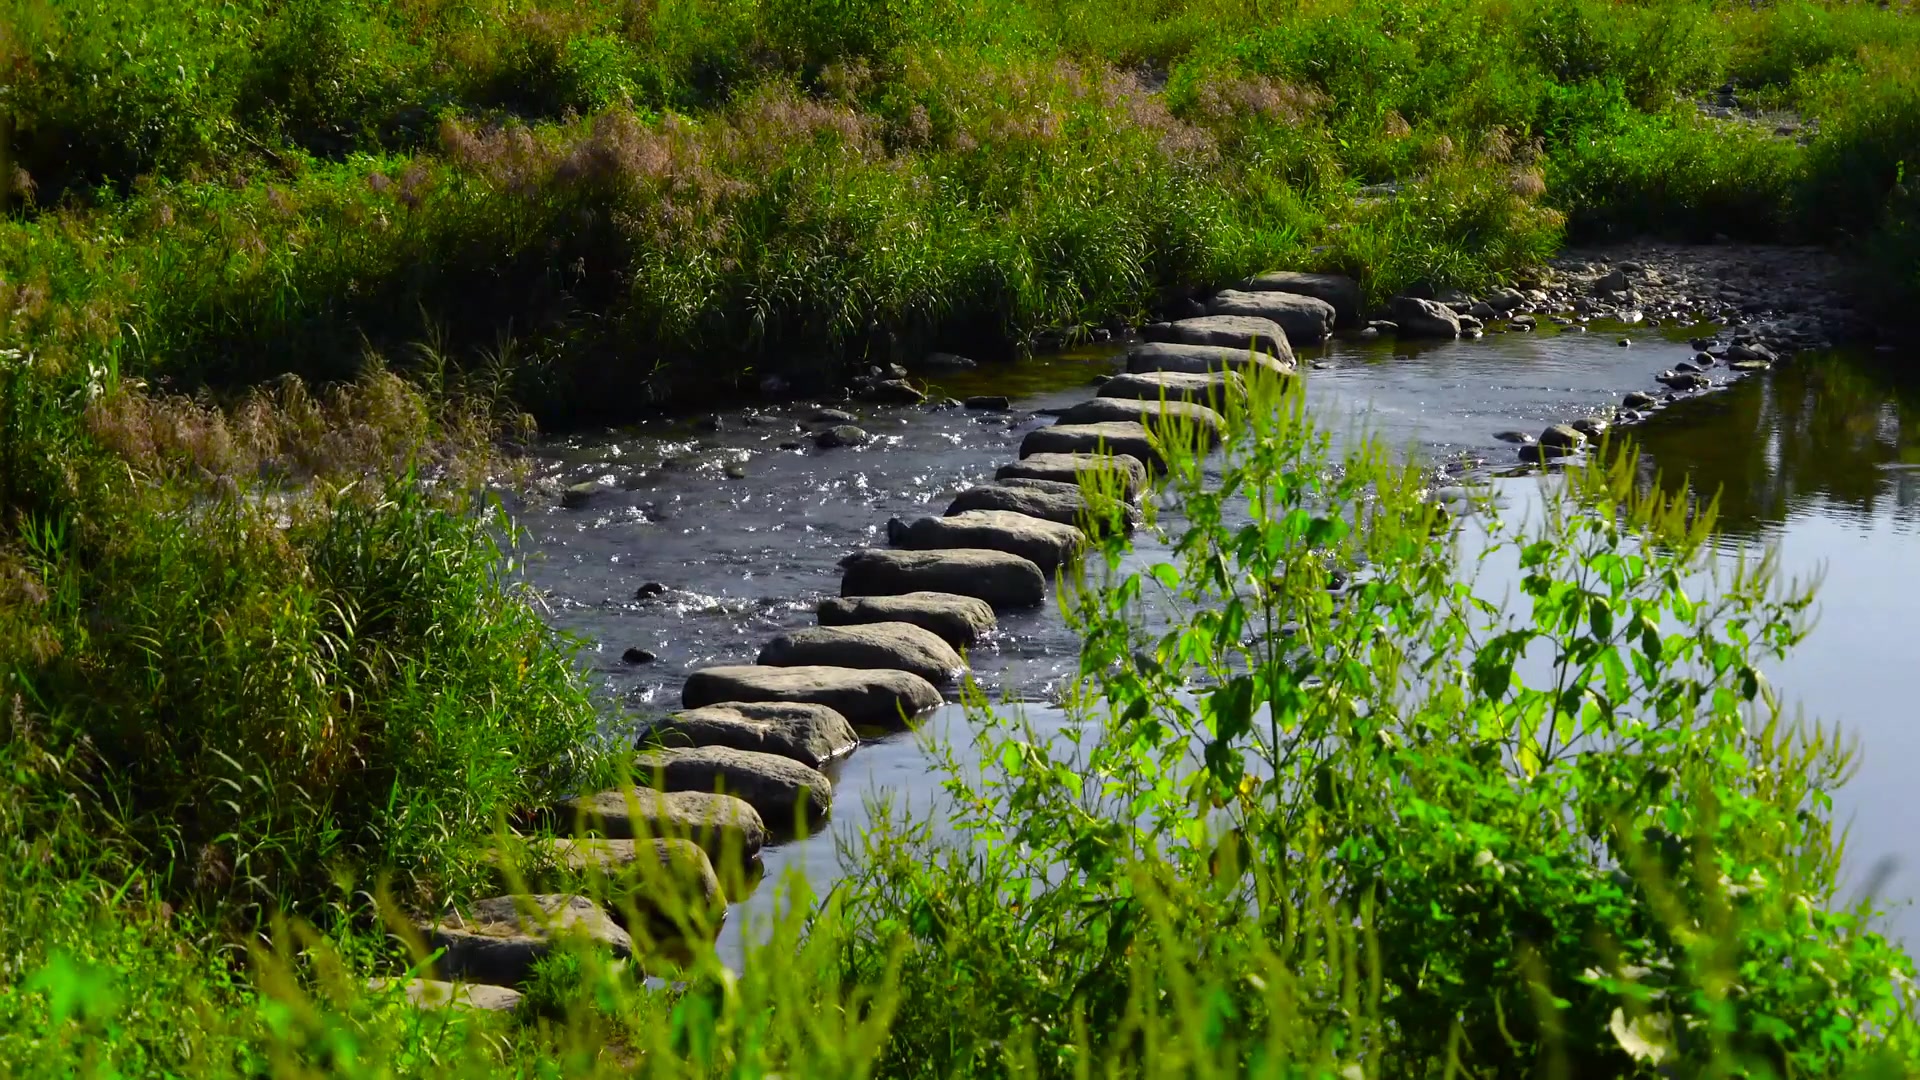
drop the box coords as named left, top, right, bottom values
left=1623, top=351, right=1920, bottom=537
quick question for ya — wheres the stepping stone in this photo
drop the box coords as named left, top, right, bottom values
left=637, top=746, right=833, bottom=829
left=651, top=701, right=857, bottom=769
left=1097, top=369, right=1244, bottom=408
left=1238, top=271, right=1363, bottom=327
left=368, top=978, right=525, bottom=1013
left=945, top=483, right=1134, bottom=536
left=994, top=453, right=1146, bottom=501
left=1205, top=289, right=1336, bottom=344
left=1020, top=422, right=1161, bottom=470
left=548, top=788, right=767, bottom=862
left=758, top=623, right=964, bottom=686
left=1126, top=341, right=1291, bottom=379
left=682, top=664, right=942, bottom=728
left=817, top=592, right=996, bottom=648
left=427, top=894, right=632, bottom=988
left=1051, top=397, right=1223, bottom=444
left=537, top=837, right=726, bottom=936
left=1143, top=315, right=1294, bottom=361
left=887, top=509, right=1085, bottom=575
left=1388, top=296, right=1460, bottom=338
left=839, top=548, right=1046, bottom=610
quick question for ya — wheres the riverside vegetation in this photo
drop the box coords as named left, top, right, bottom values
left=3, top=0, right=1920, bottom=1075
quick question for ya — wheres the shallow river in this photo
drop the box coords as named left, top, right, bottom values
left=513, top=325, right=1920, bottom=959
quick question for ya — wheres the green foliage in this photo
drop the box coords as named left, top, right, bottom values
left=833, top=373, right=1920, bottom=1075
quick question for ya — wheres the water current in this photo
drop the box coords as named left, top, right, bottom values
left=511, top=324, right=1920, bottom=961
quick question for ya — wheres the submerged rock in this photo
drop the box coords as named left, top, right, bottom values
left=637, top=746, right=834, bottom=828
left=815, top=425, right=871, bottom=449
left=839, top=548, right=1046, bottom=610
left=652, top=701, right=859, bottom=769
left=682, top=664, right=942, bottom=728
left=758, top=623, right=965, bottom=686
left=817, top=592, right=997, bottom=648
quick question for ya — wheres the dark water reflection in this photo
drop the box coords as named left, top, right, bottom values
left=1630, top=352, right=1920, bottom=537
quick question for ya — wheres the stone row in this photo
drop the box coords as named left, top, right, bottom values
left=403, top=271, right=1326, bottom=1008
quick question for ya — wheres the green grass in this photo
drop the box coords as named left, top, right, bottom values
left=4, top=0, right=1920, bottom=1074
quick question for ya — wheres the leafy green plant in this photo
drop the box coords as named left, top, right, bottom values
left=833, top=372, right=1918, bottom=1075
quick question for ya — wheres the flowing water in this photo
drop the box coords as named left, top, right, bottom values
left=513, top=325, right=1920, bottom=960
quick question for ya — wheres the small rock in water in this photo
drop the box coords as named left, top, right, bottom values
left=1674, top=360, right=1702, bottom=373
left=811, top=407, right=857, bottom=423
left=561, top=481, right=605, bottom=509
left=1730, top=359, right=1772, bottom=372
left=1617, top=338, right=1632, bottom=347
left=965, top=395, right=1010, bottom=411
left=1690, top=338, right=1714, bottom=351
left=815, top=425, right=871, bottom=449
left=1493, top=431, right=1536, bottom=445
left=1693, top=351, right=1717, bottom=366
left=1538, top=424, right=1588, bottom=451
left=862, top=379, right=925, bottom=405
left=1623, top=391, right=1658, bottom=410
left=635, top=582, right=668, bottom=600
left=1570, top=417, right=1611, bottom=439
left=622, top=647, right=658, bottom=665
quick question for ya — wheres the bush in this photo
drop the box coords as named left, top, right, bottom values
left=834, top=375, right=1919, bottom=1075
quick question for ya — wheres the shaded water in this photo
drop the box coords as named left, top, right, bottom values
left=515, top=327, right=1920, bottom=958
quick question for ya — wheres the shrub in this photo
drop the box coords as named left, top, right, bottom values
left=834, top=375, right=1919, bottom=1075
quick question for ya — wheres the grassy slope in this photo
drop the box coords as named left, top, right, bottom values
left=3, top=0, right=1912, bottom=415
left=1, top=0, right=1918, bottom=1074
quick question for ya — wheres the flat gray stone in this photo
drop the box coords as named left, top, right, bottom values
left=1205, top=289, right=1336, bottom=344
left=1125, top=341, right=1292, bottom=379
left=818, top=592, right=997, bottom=647
left=370, top=978, right=525, bottom=1013
left=840, top=548, right=1046, bottom=610
left=888, top=509, right=1084, bottom=575
left=537, top=837, right=725, bottom=933
left=1051, top=397, right=1222, bottom=444
left=1020, top=422, right=1161, bottom=469
left=1143, top=315, right=1294, bottom=361
left=945, top=483, right=1134, bottom=536
left=549, top=788, right=766, bottom=861
left=1097, top=369, right=1244, bottom=408
left=652, top=701, right=858, bottom=769
left=428, top=894, right=632, bottom=988
left=682, top=664, right=942, bottom=728
left=1240, top=271, right=1363, bottom=327
left=994, top=454, right=1146, bottom=501
left=638, top=745, right=833, bottom=828
left=758, top=623, right=965, bottom=686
